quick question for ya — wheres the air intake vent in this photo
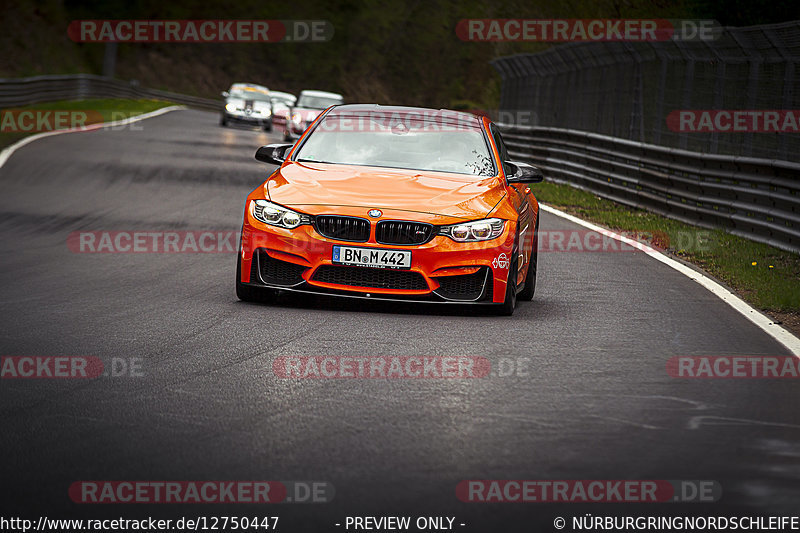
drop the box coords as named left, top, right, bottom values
left=434, top=268, right=489, bottom=301
left=314, top=216, right=370, bottom=242
left=376, top=221, right=434, bottom=245
left=312, top=265, right=428, bottom=291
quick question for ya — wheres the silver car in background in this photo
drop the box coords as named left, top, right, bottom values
left=220, top=83, right=274, bottom=131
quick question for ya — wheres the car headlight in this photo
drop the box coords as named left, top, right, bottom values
left=225, top=103, right=236, bottom=112
left=250, top=199, right=311, bottom=229
left=291, top=113, right=303, bottom=124
left=438, top=218, right=505, bottom=242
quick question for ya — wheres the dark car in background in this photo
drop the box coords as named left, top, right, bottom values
left=270, top=91, right=296, bottom=135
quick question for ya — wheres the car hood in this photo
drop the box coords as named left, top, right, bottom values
left=266, top=161, right=505, bottom=220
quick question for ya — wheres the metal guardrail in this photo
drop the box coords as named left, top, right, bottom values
left=0, top=74, right=220, bottom=110
left=499, top=124, right=800, bottom=254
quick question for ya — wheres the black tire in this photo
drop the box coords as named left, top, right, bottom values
left=220, top=114, right=228, bottom=127
left=263, top=121, right=272, bottom=132
left=235, top=253, right=272, bottom=303
left=283, top=130, right=291, bottom=142
left=518, top=232, right=538, bottom=302
left=494, top=257, right=517, bottom=316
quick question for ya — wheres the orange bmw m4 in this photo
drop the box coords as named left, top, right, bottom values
left=236, top=104, right=543, bottom=315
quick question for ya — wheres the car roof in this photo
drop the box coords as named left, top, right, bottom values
left=299, top=90, right=343, bottom=99
left=326, top=104, right=484, bottom=127
left=230, top=83, right=269, bottom=93
left=270, top=91, right=296, bottom=100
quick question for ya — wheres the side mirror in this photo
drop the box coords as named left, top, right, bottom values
left=221, top=91, right=229, bottom=98
left=505, top=161, right=544, bottom=183
left=255, top=144, right=293, bottom=165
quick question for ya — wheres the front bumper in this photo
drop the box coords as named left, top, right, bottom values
left=224, top=111, right=272, bottom=126
left=238, top=216, right=516, bottom=304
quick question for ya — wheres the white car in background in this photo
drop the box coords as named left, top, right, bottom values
left=220, top=83, right=274, bottom=131
left=284, top=90, right=344, bottom=141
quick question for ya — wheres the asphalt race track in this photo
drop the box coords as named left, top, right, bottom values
left=1, top=109, right=798, bottom=531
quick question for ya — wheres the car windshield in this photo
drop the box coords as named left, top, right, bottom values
left=229, top=88, right=271, bottom=102
left=294, top=114, right=496, bottom=176
left=296, top=95, right=343, bottom=109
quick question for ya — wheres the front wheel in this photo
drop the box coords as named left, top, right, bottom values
left=220, top=113, right=228, bottom=126
left=494, top=258, right=517, bottom=316
left=518, top=239, right=537, bottom=302
left=519, top=215, right=539, bottom=301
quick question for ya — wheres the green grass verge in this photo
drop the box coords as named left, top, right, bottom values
left=0, top=99, right=176, bottom=149
left=531, top=181, right=800, bottom=313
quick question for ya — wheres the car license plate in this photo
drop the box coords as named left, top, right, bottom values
left=332, top=246, right=411, bottom=269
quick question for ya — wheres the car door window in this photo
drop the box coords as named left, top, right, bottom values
left=490, top=124, right=513, bottom=176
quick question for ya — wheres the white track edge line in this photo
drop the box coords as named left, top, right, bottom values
left=0, top=105, right=187, bottom=170
left=539, top=203, right=800, bottom=357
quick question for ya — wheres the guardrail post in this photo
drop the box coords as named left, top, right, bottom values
left=727, top=29, right=761, bottom=158
left=651, top=46, right=668, bottom=146
left=102, top=43, right=118, bottom=78
left=706, top=41, right=725, bottom=155
left=763, top=28, right=795, bottom=162
left=77, top=75, right=89, bottom=100
left=675, top=40, right=695, bottom=151
left=623, top=42, right=645, bottom=142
